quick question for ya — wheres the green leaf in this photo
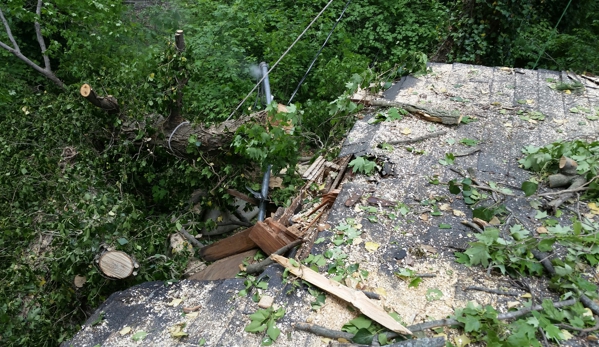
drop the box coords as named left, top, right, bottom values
left=521, top=181, right=538, bottom=196
left=465, top=243, right=491, bottom=267
left=448, top=180, right=461, bottom=194
left=347, top=315, right=372, bottom=330
left=439, top=223, right=452, bottom=229
left=245, top=320, right=267, bottom=333
left=426, top=288, right=443, bottom=301
left=117, top=237, right=128, bottom=245
left=408, top=277, right=422, bottom=288
left=131, top=331, right=148, bottom=341
left=460, top=138, right=479, bottom=146
left=472, top=207, right=493, bottom=221
left=266, top=324, right=281, bottom=341
left=351, top=328, right=374, bottom=344
left=462, top=315, right=481, bottom=332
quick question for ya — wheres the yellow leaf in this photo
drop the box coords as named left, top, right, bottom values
left=365, top=242, right=380, bottom=252
left=168, top=298, right=183, bottom=307
left=588, top=202, right=599, bottom=214
left=526, top=99, right=534, bottom=105
left=185, top=311, right=199, bottom=319
left=503, top=122, right=513, bottom=127
left=439, top=203, right=451, bottom=211
left=374, top=287, right=387, bottom=297
left=352, top=237, right=363, bottom=245
left=583, top=308, right=593, bottom=317
left=521, top=293, right=532, bottom=299
left=216, top=215, right=223, bottom=222
left=401, top=128, right=412, bottom=135
left=453, top=210, right=466, bottom=217
left=454, top=334, right=471, bottom=347
left=120, top=326, right=132, bottom=335
left=565, top=89, right=572, bottom=94
left=561, top=329, right=573, bottom=340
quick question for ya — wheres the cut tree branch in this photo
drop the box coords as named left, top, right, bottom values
left=0, top=4, right=65, bottom=89
left=34, top=0, right=51, bottom=71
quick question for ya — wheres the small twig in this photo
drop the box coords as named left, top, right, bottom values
left=362, top=291, right=381, bottom=300
left=415, top=273, right=436, bottom=278
left=556, top=317, right=599, bottom=332
left=384, top=131, right=447, bottom=146
left=471, top=184, right=515, bottom=196
left=182, top=305, right=202, bottom=313
left=464, top=286, right=521, bottom=297
left=454, top=148, right=481, bottom=157
left=461, top=220, right=483, bottom=233
left=539, top=326, right=549, bottom=347
left=178, top=227, right=204, bottom=249
left=246, top=240, right=304, bottom=274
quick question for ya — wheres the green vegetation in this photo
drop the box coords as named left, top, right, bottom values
left=0, top=0, right=598, bottom=346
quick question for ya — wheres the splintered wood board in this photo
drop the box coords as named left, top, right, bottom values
left=271, top=254, right=412, bottom=335
left=199, top=227, right=256, bottom=261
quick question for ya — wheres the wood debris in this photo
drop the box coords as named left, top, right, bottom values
left=271, top=254, right=412, bottom=336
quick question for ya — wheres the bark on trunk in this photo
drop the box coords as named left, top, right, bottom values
left=81, top=83, right=266, bottom=154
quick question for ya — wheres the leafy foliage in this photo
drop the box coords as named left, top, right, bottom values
left=244, top=306, right=285, bottom=346
left=520, top=140, right=599, bottom=197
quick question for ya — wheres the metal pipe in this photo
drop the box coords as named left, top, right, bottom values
left=257, top=164, right=272, bottom=221
left=259, top=62, right=273, bottom=105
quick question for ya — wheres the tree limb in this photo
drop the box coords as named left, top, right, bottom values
left=0, top=4, right=65, bottom=89
left=34, top=0, right=51, bottom=71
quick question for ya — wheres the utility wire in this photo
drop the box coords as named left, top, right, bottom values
left=532, top=0, right=573, bottom=70
left=288, top=0, right=352, bottom=105
left=226, top=0, right=335, bottom=121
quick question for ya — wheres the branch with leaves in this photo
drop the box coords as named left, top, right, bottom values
left=0, top=1, right=65, bottom=89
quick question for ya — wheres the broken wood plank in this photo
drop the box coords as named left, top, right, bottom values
left=199, top=227, right=256, bottom=261
left=302, top=156, right=325, bottom=180
left=189, top=250, right=257, bottom=281
left=271, top=254, right=412, bottom=336
left=329, top=155, right=351, bottom=192
left=249, top=220, right=297, bottom=255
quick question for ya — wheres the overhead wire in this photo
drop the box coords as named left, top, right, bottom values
left=225, top=0, right=336, bottom=121
left=287, top=0, right=352, bottom=105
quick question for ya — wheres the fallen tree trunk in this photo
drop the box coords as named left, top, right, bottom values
left=80, top=84, right=265, bottom=154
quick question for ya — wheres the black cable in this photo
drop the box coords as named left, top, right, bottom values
left=287, top=0, right=352, bottom=105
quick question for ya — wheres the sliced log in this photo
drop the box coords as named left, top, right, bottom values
left=80, top=84, right=119, bottom=113
left=558, top=156, right=578, bottom=175
left=548, top=173, right=577, bottom=188
left=199, top=227, right=256, bottom=261
left=98, top=251, right=137, bottom=279
left=359, top=99, right=462, bottom=125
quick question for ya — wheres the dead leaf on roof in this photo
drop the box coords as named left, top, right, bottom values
left=119, top=326, right=132, bottom=336
left=453, top=209, right=466, bottom=217
left=365, top=242, right=380, bottom=252
left=168, top=298, right=183, bottom=307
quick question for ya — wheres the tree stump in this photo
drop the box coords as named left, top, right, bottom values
left=97, top=251, right=137, bottom=279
